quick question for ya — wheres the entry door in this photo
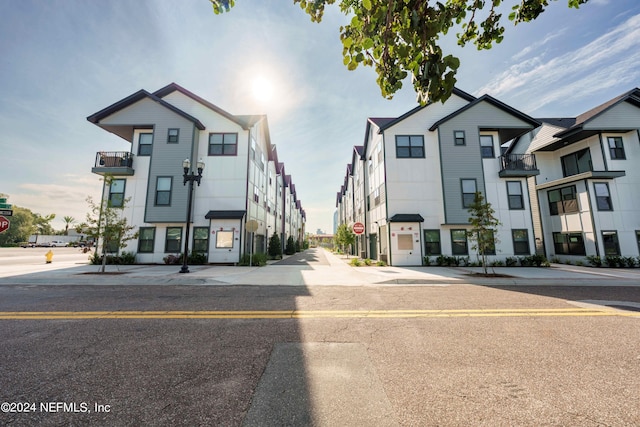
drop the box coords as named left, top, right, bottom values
left=369, top=234, right=377, bottom=260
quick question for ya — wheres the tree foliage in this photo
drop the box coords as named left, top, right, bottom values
left=334, top=223, right=355, bottom=256
left=0, top=206, right=36, bottom=247
left=466, top=192, right=501, bottom=275
left=268, top=232, right=283, bottom=258
left=211, top=0, right=588, bottom=103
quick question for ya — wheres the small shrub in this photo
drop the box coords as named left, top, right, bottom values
left=363, top=258, right=372, bottom=266
left=436, top=255, right=447, bottom=266
left=623, top=256, right=637, bottom=268
left=519, top=256, right=532, bottom=267
left=238, top=253, right=267, bottom=266
left=605, top=255, right=622, bottom=268
left=349, top=258, right=362, bottom=267
left=550, top=256, right=561, bottom=264
left=575, top=260, right=584, bottom=266
left=505, top=257, right=518, bottom=267
left=285, top=236, right=296, bottom=255
left=119, top=251, right=136, bottom=264
left=376, top=260, right=387, bottom=266
left=586, top=255, right=602, bottom=267
left=458, top=257, right=469, bottom=267
left=188, top=252, right=208, bottom=265
left=163, top=254, right=183, bottom=265
left=491, top=260, right=505, bottom=267
left=423, top=256, right=432, bottom=266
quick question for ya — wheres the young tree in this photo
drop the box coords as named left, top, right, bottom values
left=63, top=216, right=75, bottom=236
left=268, top=232, right=282, bottom=259
left=78, top=177, right=138, bottom=272
left=211, top=0, right=589, bottom=103
left=467, top=192, right=501, bottom=275
left=285, top=235, right=296, bottom=255
left=334, top=223, right=355, bottom=257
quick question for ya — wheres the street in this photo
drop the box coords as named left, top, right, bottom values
left=0, top=248, right=639, bottom=426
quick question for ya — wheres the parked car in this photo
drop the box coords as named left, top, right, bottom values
left=50, top=241, right=67, bottom=247
left=37, top=242, right=52, bottom=247
left=19, top=242, right=36, bottom=248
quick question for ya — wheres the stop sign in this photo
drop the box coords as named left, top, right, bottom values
left=0, top=215, right=10, bottom=233
left=352, top=222, right=365, bottom=235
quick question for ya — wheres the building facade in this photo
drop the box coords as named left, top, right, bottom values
left=88, top=83, right=305, bottom=264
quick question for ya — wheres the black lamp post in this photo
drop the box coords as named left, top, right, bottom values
left=180, top=158, right=205, bottom=273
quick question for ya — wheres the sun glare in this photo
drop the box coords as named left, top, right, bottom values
left=252, top=76, right=274, bottom=103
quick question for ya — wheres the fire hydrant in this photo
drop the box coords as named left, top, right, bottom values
left=45, top=250, right=54, bottom=264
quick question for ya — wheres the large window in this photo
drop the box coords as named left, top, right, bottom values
left=451, top=229, right=468, bottom=255
left=165, top=227, right=182, bottom=253
left=553, top=232, right=585, bottom=255
left=480, top=135, right=495, bottom=158
left=423, top=230, right=441, bottom=255
left=461, top=179, right=477, bottom=208
left=155, top=177, right=172, bottom=206
left=602, top=231, right=620, bottom=256
left=594, top=183, right=612, bottom=211
left=167, top=128, right=179, bottom=143
left=138, top=132, right=153, bottom=156
left=512, top=229, right=530, bottom=255
left=192, top=227, right=209, bottom=253
left=548, top=185, right=578, bottom=216
left=506, top=181, right=524, bottom=210
left=138, top=227, right=156, bottom=253
left=561, top=148, right=591, bottom=177
left=454, top=131, right=466, bottom=146
left=108, top=179, right=126, bottom=208
left=395, top=135, right=425, bottom=158
left=607, top=137, right=625, bottom=159
left=216, top=231, right=234, bottom=248
left=208, top=133, right=238, bottom=156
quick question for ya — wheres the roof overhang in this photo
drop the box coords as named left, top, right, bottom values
left=205, top=210, right=246, bottom=220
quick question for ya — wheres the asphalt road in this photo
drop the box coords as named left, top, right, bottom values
left=0, top=251, right=639, bottom=426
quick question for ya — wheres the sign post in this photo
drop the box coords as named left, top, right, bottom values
left=352, top=222, right=365, bottom=235
left=246, top=220, right=259, bottom=267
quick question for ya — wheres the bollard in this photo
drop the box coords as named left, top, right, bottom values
left=45, top=250, right=53, bottom=264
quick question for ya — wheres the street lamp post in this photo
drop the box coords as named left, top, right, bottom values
left=180, top=158, right=205, bottom=274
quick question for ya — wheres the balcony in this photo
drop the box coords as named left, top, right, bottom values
left=499, top=154, right=539, bottom=177
left=91, top=151, right=134, bottom=176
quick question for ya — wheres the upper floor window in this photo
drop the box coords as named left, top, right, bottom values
left=155, top=177, right=172, bottom=206
left=607, top=137, right=626, bottom=160
left=108, top=179, right=126, bottom=208
left=395, top=135, right=425, bottom=158
left=461, top=179, right=477, bottom=208
left=454, top=131, right=466, bottom=146
left=480, top=135, right=495, bottom=158
left=138, top=133, right=153, bottom=156
left=208, top=133, right=238, bottom=156
left=561, top=148, right=591, bottom=177
left=167, top=128, right=179, bottom=143
left=548, top=185, right=578, bottom=216
left=594, top=183, right=612, bottom=211
left=506, top=181, right=524, bottom=210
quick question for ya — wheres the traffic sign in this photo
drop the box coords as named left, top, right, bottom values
left=0, top=209, right=12, bottom=216
left=0, top=215, right=10, bottom=233
left=246, top=220, right=259, bottom=233
left=352, top=222, right=365, bottom=235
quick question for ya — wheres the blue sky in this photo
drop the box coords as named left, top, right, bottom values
left=1, top=0, right=639, bottom=234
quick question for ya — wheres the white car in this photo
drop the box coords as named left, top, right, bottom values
left=50, top=241, right=67, bottom=247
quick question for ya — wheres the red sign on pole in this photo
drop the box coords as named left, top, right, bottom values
left=0, top=215, right=10, bottom=234
left=352, top=222, right=365, bottom=235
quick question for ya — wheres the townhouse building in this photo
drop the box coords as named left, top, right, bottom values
left=336, top=87, right=640, bottom=266
left=88, top=83, right=305, bottom=264
left=509, top=88, right=640, bottom=261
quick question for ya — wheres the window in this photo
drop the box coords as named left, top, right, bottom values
left=395, top=135, right=425, bottom=158
left=423, top=230, right=441, bottom=255
left=602, top=231, right=620, bottom=256
left=594, top=183, right=612, bottom=211
left=480, top=135, right=494, bottom=158
left=506, top=181, right=524, bottom=210
left=553, top=232, right=585, bottom=255
left=108, top=179, right=126, bottom=208
left=451, top=229, right=468, bottom=255
left=155, top=177, right=172, bottom=206
left=561, top=148, right=591, bottom=177
left=165, top=227, right=182, bottom=253
left=138, top=132, right=153, bottom=156
left=193, top=227, right=209, bottom=253
left=512, top=229, right=530, bottom=255
left=548, top=185, right=578, bottom=215
left=461, top=179, right=477, bottom=208
left=216, top=231, right=234, bottom=248
left=454, top=131, right=465, bottom=146
left=607, top=137, right=625, bottom=159
left=167, top=128, right=179, bottom=143
left=636, top=231, right=640, bottom=254
left=138, top=227, right=156, bottom=253
left=397, top=234, right=413, bottom=250
left=208, top=133, right=238, bottom=156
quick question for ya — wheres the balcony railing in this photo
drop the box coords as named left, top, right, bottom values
left=92, top=151, right=134, bottom=176
left=499, top=154, right=539, bottom=177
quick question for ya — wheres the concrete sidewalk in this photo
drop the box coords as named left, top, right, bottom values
left=0, top=248, right=639, bottom=286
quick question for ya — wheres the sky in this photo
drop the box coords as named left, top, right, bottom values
left=1, top=0, right=639, bottom=235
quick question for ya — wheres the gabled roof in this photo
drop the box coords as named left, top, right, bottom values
left=428, top=94, right=540, bottom=131
left=87, top=89, right=205, bottom=130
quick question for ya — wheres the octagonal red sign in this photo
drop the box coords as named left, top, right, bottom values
left=0, top=216, right=10, bottom=233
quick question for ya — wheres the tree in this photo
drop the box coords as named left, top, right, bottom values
left=334, top=223, right=355, bottom=257
left=0, top=206, right=36, bottom=247
left=285, top=235, right=297, bottom=255
left=78, top=177, right=138, bottom=272
left=33, top=213, right=56, bottom=235
left=211, top=0, right=588, bottom=103
left=268, top=232, right=283, bottom=259
left=63, top=216, right=75, bottom=236
left=466, top=192, right=501, bottom=275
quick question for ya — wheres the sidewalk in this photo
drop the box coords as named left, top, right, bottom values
left=0, top=248, right=639, bottom=286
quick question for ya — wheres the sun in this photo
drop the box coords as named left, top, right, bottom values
left=251, top=76, right=274, bottom=103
